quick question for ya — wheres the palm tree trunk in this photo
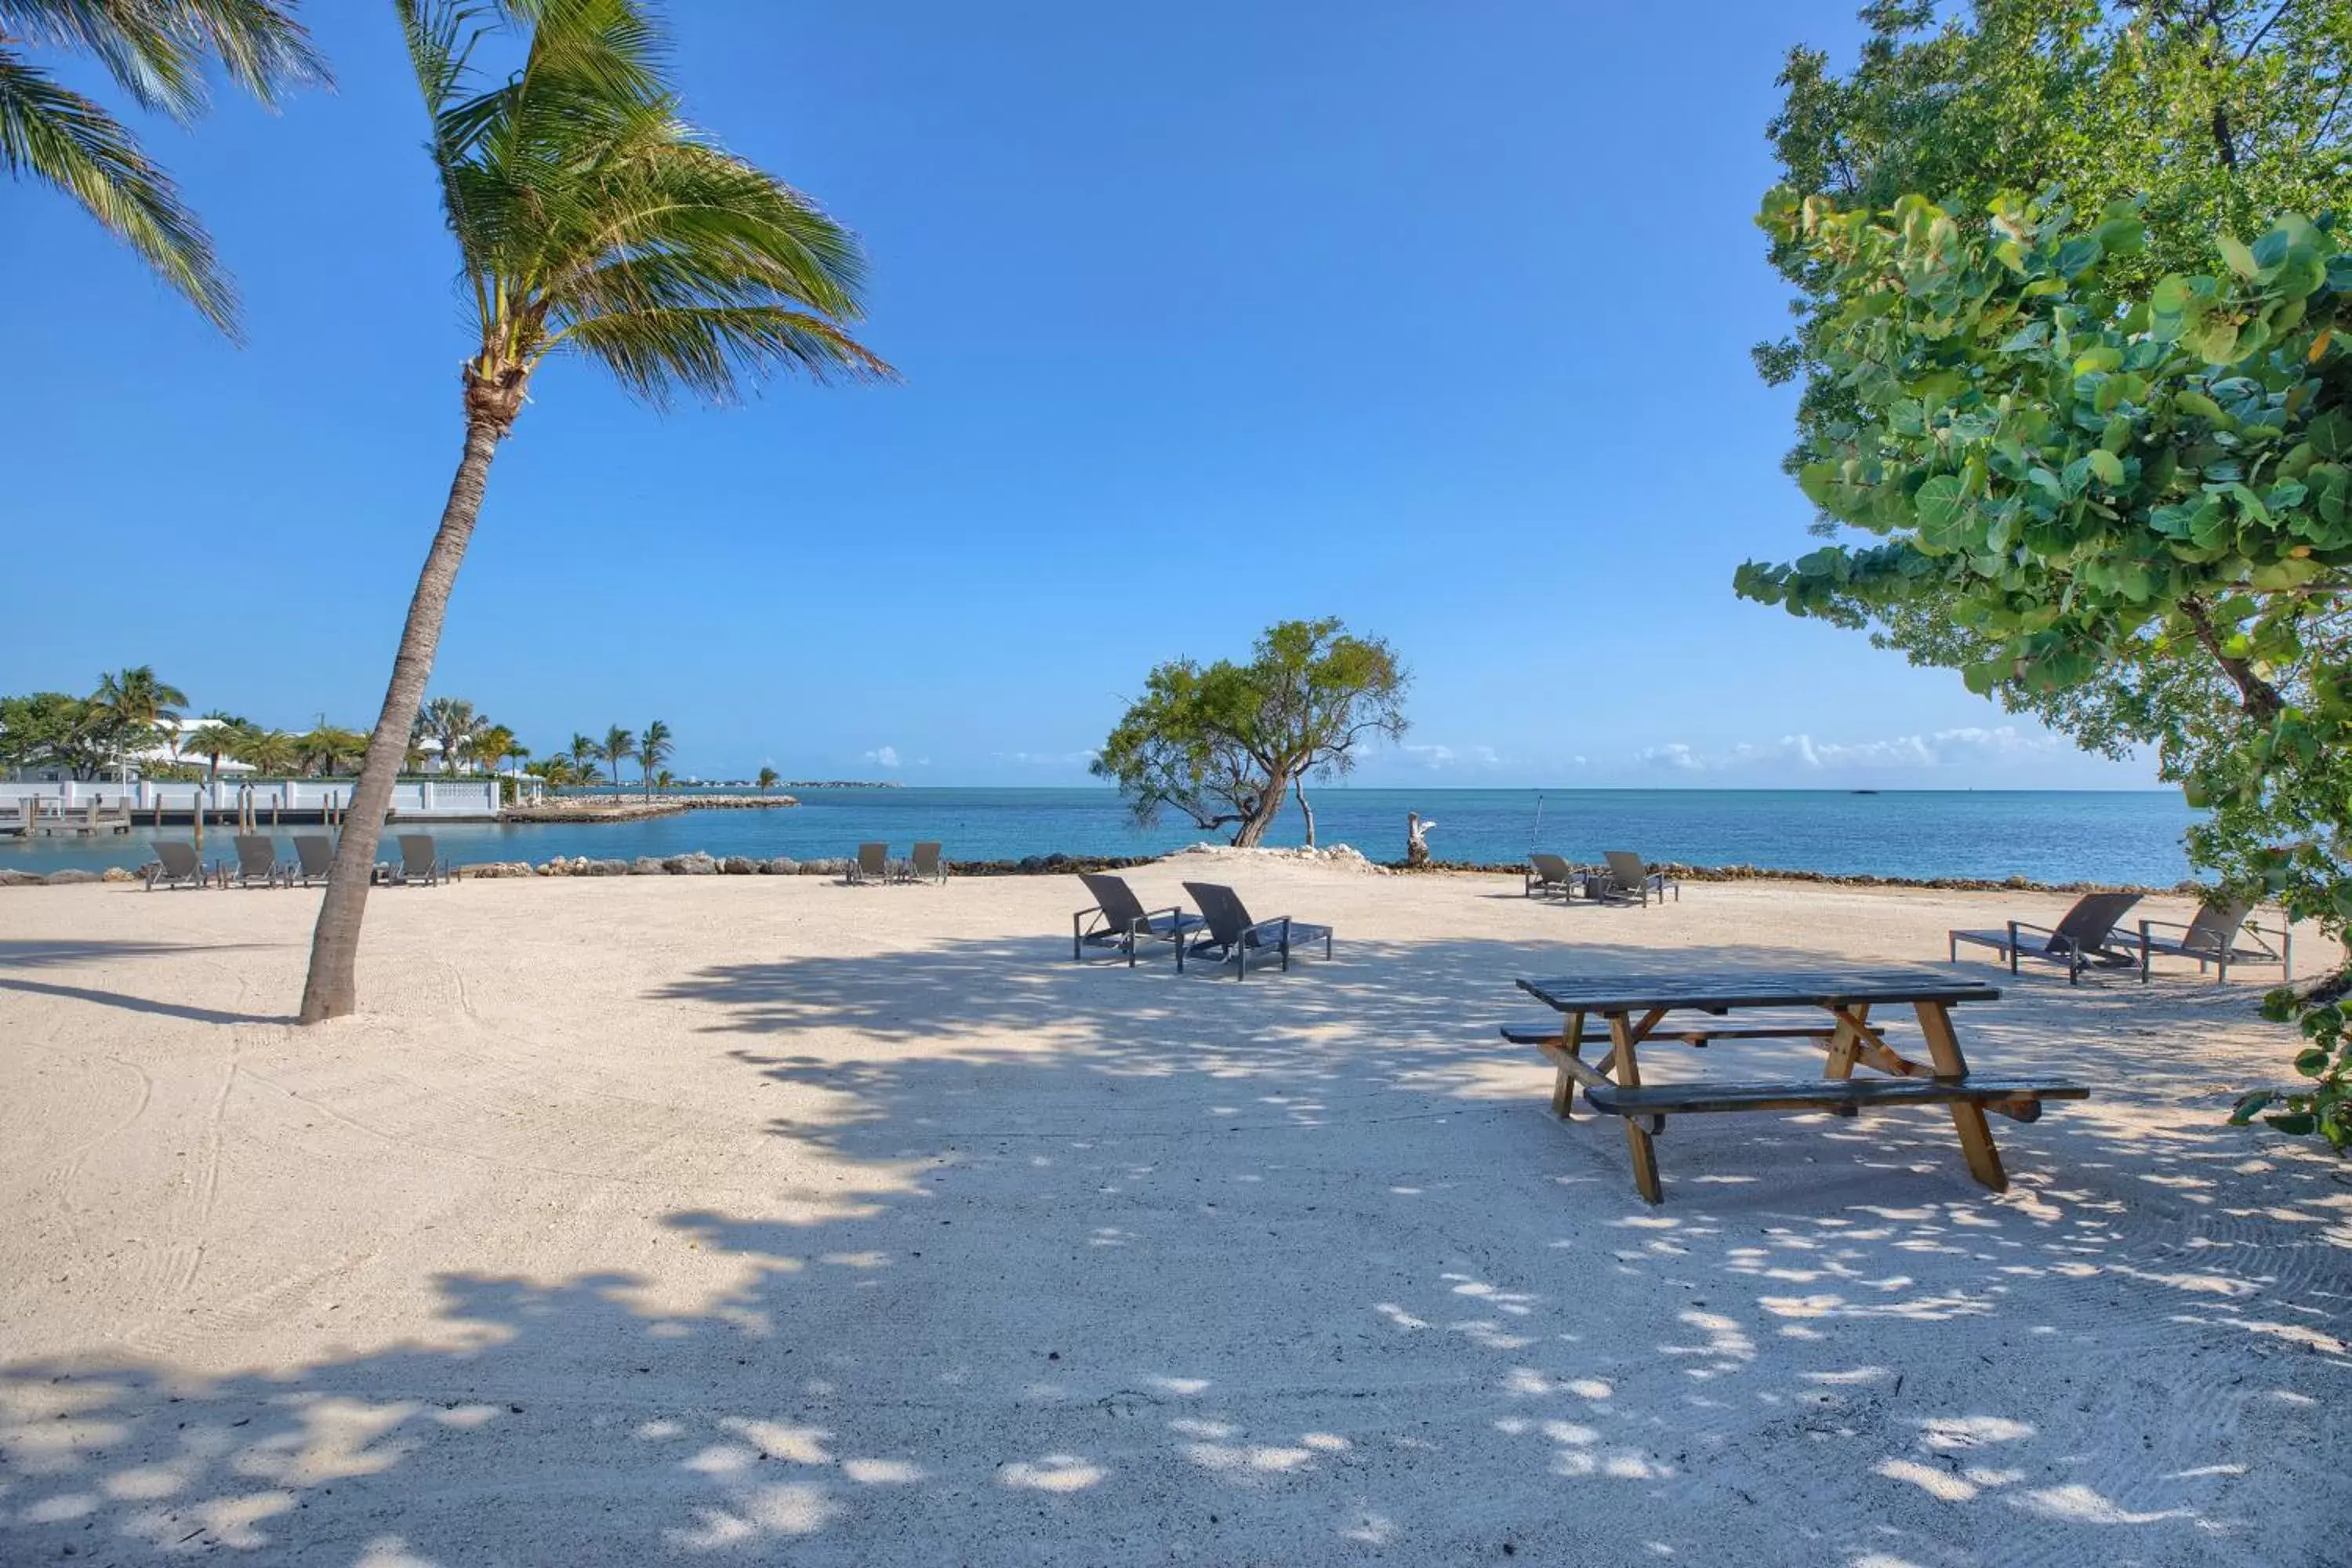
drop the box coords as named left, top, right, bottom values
left=298, top=415, right=503, bottom=1023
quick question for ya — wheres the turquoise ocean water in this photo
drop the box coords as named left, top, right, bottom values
left=2, top=787, right=2198, bottom=885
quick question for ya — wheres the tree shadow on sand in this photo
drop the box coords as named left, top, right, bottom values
left=3, top=935, right=2346, bottom=1563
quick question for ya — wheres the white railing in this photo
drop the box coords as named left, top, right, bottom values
left=0, top=778, right=514, bottom=816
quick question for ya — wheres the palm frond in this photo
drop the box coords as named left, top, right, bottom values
left=0, top=0, right=327, bottom=119
left=558, top=303, right=890, bottom=405
left=0, top=48, right=235, bottom=331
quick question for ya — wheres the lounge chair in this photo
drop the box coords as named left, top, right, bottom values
left=1526, top=853, right=1583, bottom=901
left=379, top=834, right=447, bottom=887
left=291, top=835, right=336, bottom=887
left=1179, top=881, right=1334, bottom=978
left=143, top=840, right=212, bottom=891
left=1072, top=872, right=1204, bottom=965
left=2138, top=900, right=2292, bottom=984
left=228, top=835, right=290, bottom=888
left=909, top=841, right=948, bottom=886
left=1595, top=851, right=1679, bottom=906
left=1948, top=891, right=2141, bottom=985
left=848, top=842, right=895, bottom=885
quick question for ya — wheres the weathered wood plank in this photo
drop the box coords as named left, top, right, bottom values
left=1581, top=1077, right=2089, bottom=1118
left=1518, top=969, right=2001, bottom=1014
left=1610, top=1012, right=1664, bottom=1205
left=1503, top=1022, right=1839, bottom=1048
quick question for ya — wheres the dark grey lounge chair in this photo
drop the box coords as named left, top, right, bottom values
left=1526, top=853, right=1582, bottom=901
left=909, top=841, right=947, bottom=886
left=1597, top=851, right=1679, bottom=906
left=229, top=834, right=290, bottom=888
left=143, top=840, right=212, bottom=891
left=379, top=834, right=447, bottom=887
left=849, top=842, right=894, bottom=885
left=292, top=835, right=336, bottom=887
left=1179, top=881, right=1333, bottom=978
left=1073, top=872, right=1203, bottom=965
left=2138, top=900, right=2292, bottom=984
left=1949, top=891, right=2141, bottom=984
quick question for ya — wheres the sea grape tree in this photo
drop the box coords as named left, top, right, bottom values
left=1735, top=190, right=2352, bottom=1144
left=1094, top=618, right=1409, bottom=848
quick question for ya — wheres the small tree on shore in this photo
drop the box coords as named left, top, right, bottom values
left=756, top=766, right=779, bottom=792
left=1094, top=618, right=1409, bottom=848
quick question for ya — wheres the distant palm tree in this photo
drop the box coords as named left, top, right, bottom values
left=299, top=724, right=368, bottom=777
left=639, top=720, right=673, bottom=801
left=185, top=711, right=250, bottom=787
left=299, top=0, right=887, bottom=1024
left=568, top=733, right=602, bottom=785
left=756, top=766, right=779, bottom=792
left=414, top=695, right=480, bottom=774
left=2, top=2, right=325, bottom=332
left=601, top=728, right=636, bottom=797
left=233, top=728, right=300, bottom=778
left=89, top=665, right=189, bottom=779
left=655, top=768, right=673, bottom=791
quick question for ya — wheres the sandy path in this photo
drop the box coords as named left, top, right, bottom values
left=0, top=867, right=2345, bottom=1565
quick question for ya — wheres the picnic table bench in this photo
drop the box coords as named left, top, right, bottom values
left=1511, top=969, right=2088, bottom=1204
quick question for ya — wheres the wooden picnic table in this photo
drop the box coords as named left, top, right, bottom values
left=1512, top=968, right=2087, bottom=1205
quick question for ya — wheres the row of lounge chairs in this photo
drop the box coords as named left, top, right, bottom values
left=1526, top=852, right=1679, bottom=906
left=847, top=843, right=948, bottom=885
left=1948, top=890, right=2291, bottom=985
left=1073, top=873, right=1333, bottom=978
left=142, top=835, right=448, bottom=891
left=1524, top=850, right=2285, bottom=985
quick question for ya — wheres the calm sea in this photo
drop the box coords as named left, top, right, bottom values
left=2, top=787, right=2198, bottom=885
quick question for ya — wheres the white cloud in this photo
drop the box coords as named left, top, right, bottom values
left=1637, top=727, right=2056, bottom=775
left=1398, top=742, right=1501, bottom=771
left=993, top=749, right=1099, bottom=768
left=864, top=746, right=901, bottom=769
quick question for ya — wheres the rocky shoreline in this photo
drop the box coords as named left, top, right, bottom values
left=499, top=793, right=800, bottom=822
left=0, top=846, right=2206, bottom=895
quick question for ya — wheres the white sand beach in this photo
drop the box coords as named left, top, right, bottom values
left=2, top=865, right=2347, bottom=1565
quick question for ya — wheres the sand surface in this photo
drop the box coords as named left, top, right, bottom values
left=1, top=865, right=2346, bottom=1566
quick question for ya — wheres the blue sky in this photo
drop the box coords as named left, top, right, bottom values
left=1, top=2, right=2154, bottom=789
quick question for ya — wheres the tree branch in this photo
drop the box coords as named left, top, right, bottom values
left=2182, top=596, right=2285, bottom=720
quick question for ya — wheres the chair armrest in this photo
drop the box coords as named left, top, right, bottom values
left=2136, top=918, right=2194, bottom=938
left=1241, top=916, right=1294, bottom=944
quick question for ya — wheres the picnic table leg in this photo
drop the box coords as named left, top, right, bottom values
left=1551, top=1009, right=1586, bottom=1120
left=1822, top=1003, right=1870, bottom=1080
left=1917, top=1001, right=2007, bottom=1192
left=1610, top=1011, right=1663, bottom=1205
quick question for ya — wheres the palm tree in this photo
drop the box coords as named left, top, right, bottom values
left=756, top=766, right=779, bottom=792
left=299, top=724, right=368, bottom=777
left=185, top=711, right=250, bottom=787
left=471, top=724, right=521, bottom=775
left=568, top=732, right=602, bottom=785
left=232, top=727, right=300, bottom=779
left=600, top=727, right=635, bottom=797
left=2, top=2, right=325, bottom=332
left=299, top=0, right=887, bottom=1022
left=639, top=720, right=673, bottom=801
left=414, top=695, right=480, bottom=774
left=89, top=665, right=188, bottom=780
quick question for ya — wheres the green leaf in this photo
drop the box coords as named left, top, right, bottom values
left=2295, top=1047, right=2330, bottom=1077
left=2216, top=234, right=2260, bottom=280
left=2251, top=229, right=2290, bottom=270
left=2088, top=449, right=2125, bottom=487
left=2263, top=1112, right=2318, bottom=1136
left=2273, top=247, right=2326, bottom=302
left=1915, top=474, right=1970, bottom=535
left=2055, top=237, right=2103, bottom=278
left=1999, top=321, right=2049, bottom=353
